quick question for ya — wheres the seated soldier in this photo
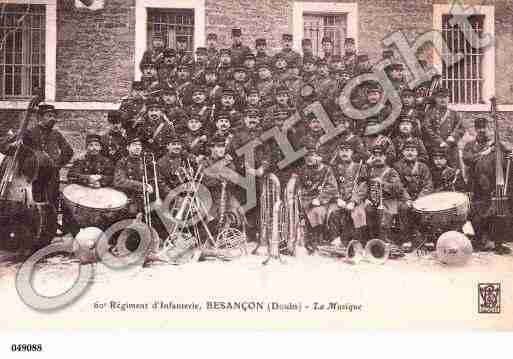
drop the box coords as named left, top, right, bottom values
left=198, top=135, right=246, bottom=241
left=393, top=113, right=429, bottom=164
left=295, top=144, right=339, bottom=253
left=331, top=140, right=368, bottom=246
left=363, top=143, right=410, bottom=244
left=183, top=114, right=209, bottom=159
left=394, top=138, right=433, bottom=247
left=135, top=97, right=175, bottom=157
left=66, top=133, right=115, bottom=235
left=185, top=85, right=211, bottom=123
left=330, top=111, right=370, bottom=163
left=431, top=146, right=466, bottom=192
left=157, top=135, right=193, bottom=200
left=114, top=136, right=154, bottom=217
left=101, top=110, right=127, bottom=164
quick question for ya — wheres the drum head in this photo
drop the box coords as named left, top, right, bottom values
left=413, top=191, right=468, bottom=212
left=63, top=184, right=128, bottom=210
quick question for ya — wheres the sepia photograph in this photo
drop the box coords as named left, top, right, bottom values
left=0, top=0, right=512, bottom=340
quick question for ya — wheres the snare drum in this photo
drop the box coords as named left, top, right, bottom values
left=63, top=184, right=128, bottom=228
left=413, top=191, right=470, bottom=230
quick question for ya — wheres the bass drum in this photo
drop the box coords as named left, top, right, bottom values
left=0, top=200, right=56, bottom=253
left=413, top=191, right=470, bottom=231
left=63, top=184, right=128, bottom=228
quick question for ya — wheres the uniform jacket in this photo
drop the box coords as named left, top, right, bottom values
left=26, top=125, right=74, bottom=169
left=332, top=160, right=366, bottom=202
left=393, top=135, right=429, bottom=164
left=362, top=164, right=411, bottom=204
left=393, top=159, right=433, bottom=200
left=424, top=107, right=464, bottom=147
left=113, top=155, right=154, bottom=196
left=297, top=163, right=339, bottom=208
left=68, top=154, right=114, bottom=187
left=364, top=134, right=396, bottom=165
left=101, top=129, right=127, bottom=164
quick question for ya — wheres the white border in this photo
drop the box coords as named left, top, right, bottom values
left=134, top=0, right=206, bottom=81
left=0, top=0, right=56, bottom=107
left=433, top=4, right=495, bottom=111
left=292, top=2, right=358, bottom=53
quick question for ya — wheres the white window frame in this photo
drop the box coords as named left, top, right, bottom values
left=0, top=0, right=56, bottom=109
left=433, top=4, right=495, bottom=112
left=134, top=0, right=206, bottom=81
left=292, top=2, right=358, bottom=54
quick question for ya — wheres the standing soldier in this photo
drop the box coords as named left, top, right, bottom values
left=192, top=47, right=208, bottom=84
left=331, top=140, right=368, bottom=245
left=186, top=85, right=210, bottom=123
left=183, top=114, right=209, bottom=159
left=394, top=139, right=433, bottom=246
left=160, top=86, right=187, bottom=132
left=176, top=35, right=194, bottom=66
left=301, top=38, right=318, bottom=64
left=342, top=37, right=357, bottom=75
left=140, top=62, right=159, bottom=91
left=231, top=66, right=252, bottom=111
left=301, top=57, right=318, bottom=85
left=204, top=65, right=223, bottom=106
left=272, top=53, right=289, bottom=85
left=320, top=36, right=334, bottom=67
left=463, top=116, right=512, bottom=254
left=157, top=135, right=191, bottom=200
left=119, top=81, right=146, bottom=137
left=206, top=33, right=220, bottom=68
left=230, top=28, right=252, bottom=66
left=363, top=143, right=410, bottom=244
left=243, top=53, right=258, bottom=82
left=158, top=48, right=178, bottom=86
left=315, top=59, right=338, bottom=102
left=255, top=38, right=271, bottom=68
left=175, top=64, right=194, bottom=107
left=264, top=85, right=296, bottom=130
left=218, top=49, right=234, bottom=84
left=274, top=33, right=301, bottom=68
left=140, top=32, right=165, bottom=71
left=397, top=88, right=423, bottom=137
left=101, top=110, right=127, bottom=164
left=424, top=87, right=464, bottom=167
left=296, top=144, right=339, bottom=252
left=256, top=62, right=278, bottom=109
left=27, top=104, right=74, bottom=215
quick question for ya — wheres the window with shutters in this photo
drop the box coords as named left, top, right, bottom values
left=0, top=3, right=45, bottom=99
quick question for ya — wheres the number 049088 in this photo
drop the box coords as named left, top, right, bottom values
left=11, top=344, right=43, bottom=352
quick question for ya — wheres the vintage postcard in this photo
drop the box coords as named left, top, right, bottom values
left=0, top=0, right=512, bottom=334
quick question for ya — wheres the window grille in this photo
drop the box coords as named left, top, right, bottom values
left=441, top=14, right=484, bottom=105
left=147, top=8, right=194, bottom=53
left=303, top=13, right=346, bottom=57
left=0, top=4, right=45, bottom=99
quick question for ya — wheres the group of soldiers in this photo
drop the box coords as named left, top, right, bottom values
left=2, top=27, right=511, bottom=257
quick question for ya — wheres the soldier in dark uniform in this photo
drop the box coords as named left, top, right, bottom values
left=330, top=111, right=370, bottom=163
left=255, top=38, right=271, bottom=68
left=140, top=61, right=160, bottom=91
left=119, top=81, right=146, bottom=138
left=243, top=53, right=258, bottom=82
left=160, top=86, right=187, bottom=132
left=27, top=104, right=74, bottom=213
left=135, top=97, right=174, bottom=157
left=186, top=85, right=211, bottom=124
left=363, top=143, right=410, bottom=244
left=113, top=136, right=154, bottom=216
left=175, top=63, right=194, bottom=107
left=272, top=53, right=289, bottom=85
left=230, top=27, right=252, bottom=67
left=397, top=88, right=423, bottom=137
left=140, top=32, right=165, bottom=71
left=358, top=82, right=393, bottom=136
left=394, top=138, right=433, bottom=245
left=176, top=35, right=194, bottom=66
left=66, top=133, right=115, bottom=235
left=232, top=109, right=271, bottom=242
left=101, top=110, right=127, bottom=164
left=183, top=114, right=209, bottom=159
left=431, top=146, right=465, bottom=192
left=424, top=87, right=464, bottom=167
left=320, top=36, right=334, bottom=67
left=218, top=49, right=234, bottom=84
left=301, top=38, right=318, bottom=65
left=192, top=47, right=208, bottom=84
left=295, top=144, right=339, bottom=252
left=215, top=87, right=242, bottom=130
left=301, top=56, right=318, bottom=85
left=156, top=135, right=191, bottom=200
left=256, top=62, right=278, bottom=109
left=213, top=111, right=235, bottom=152
left=204, top=64, right=223, bottom=105
left=264, top=85, right=296, bottom=130
left=331, top=139, right=368, bottom=245
left=206, top=33, right=220, bottom=68
left=343, top=37, right=357, bottom=75
left=244, top=86, right=263, bottom=115
left=393, top=114, right=429, bottom=164
left=274, top=33, right=301, bottom=68
left=158, top=48, right=178, bottom=85
left=231, top=66, right=252, bottom=111
left=463, top=117, right=512, bottom=254
left=315, top=59, right=338, bottom=102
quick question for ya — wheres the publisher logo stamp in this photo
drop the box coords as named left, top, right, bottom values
left=478, top=283, right=501, bottom=314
